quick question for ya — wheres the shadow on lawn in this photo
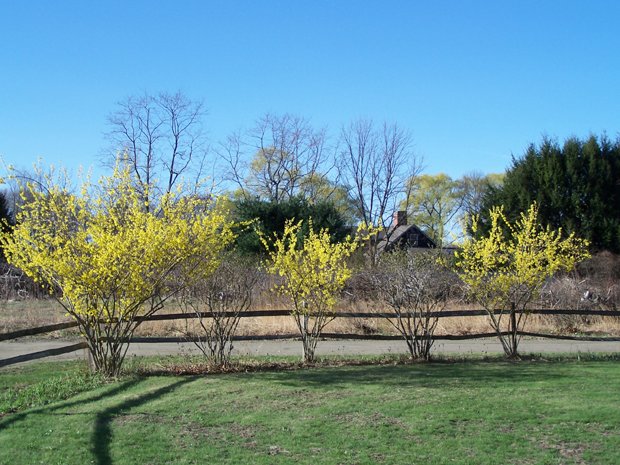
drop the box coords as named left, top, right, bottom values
left=0, top=374, right=199, bottom=465
left=0, top=377, right=144, bottom=432
left=253, top=361, right=572, bottom=390
left=91, top=377, right=197, bottom=465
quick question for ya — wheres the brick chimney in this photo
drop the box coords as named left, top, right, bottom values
left=392, top=211, right=407, bottom=227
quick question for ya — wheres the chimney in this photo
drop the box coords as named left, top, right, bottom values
left=392, top=211, right=407, bottom=227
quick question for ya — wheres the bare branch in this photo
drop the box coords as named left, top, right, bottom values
left=338, top=119, right=422, bottom=263
left=104, top=91, right=209, bottom=206
left=219, top=113, right=331, bottom=203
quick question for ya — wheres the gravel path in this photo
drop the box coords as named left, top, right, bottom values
left=2, top=337, right=619, bottom=366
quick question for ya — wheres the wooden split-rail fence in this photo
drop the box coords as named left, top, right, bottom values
left=1, top=308, right=619, bottom=368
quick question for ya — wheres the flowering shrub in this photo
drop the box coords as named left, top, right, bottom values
left=455, top=203, right=590, bottom=358
left=262, top=219, right=361, bottom=362
left=1, top=161, right=235, bottom=376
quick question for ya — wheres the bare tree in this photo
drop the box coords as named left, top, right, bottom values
left=105, top=91, right=208, bottom=209
left=219, top=113, right=332, bottom=203
left=339, top=120, right=422, bottom=262
left=374, top=250, right=453, bottom=360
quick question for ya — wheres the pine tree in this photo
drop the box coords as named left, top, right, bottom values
left=479, top=135, right=620, bottom=252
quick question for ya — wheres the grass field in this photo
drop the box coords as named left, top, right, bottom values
left=1, top=357, right=619, bottom=464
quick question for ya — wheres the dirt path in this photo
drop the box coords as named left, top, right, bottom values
left=2, top=337, right=619, bottom=366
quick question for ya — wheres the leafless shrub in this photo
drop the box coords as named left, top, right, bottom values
left=0, top=263, right=53, bottom=300
left=576, top=250, right=620, bottom=284
left=541, top=276, right=617, bottom=310
left=343, top=267, right=381, bottom=303
left=539, top=275, right=619, bottom=331
left=372, top=250, right=455, bottom=360
left=180, top=255, right=261, bottom=367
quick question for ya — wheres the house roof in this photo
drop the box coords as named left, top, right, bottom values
left=376, top=223, right=436, bottom=253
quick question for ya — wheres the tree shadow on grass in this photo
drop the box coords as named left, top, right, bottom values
left=252, top=361, right=574, bottom=390
left=0, top=377, right=144, bottom=432
left=91, top=376, right=198, bottom=465
left=0, top=374, right=200, bottom=465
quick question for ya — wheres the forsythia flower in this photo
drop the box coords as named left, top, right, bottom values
left=262, top=220, right=360, bottom=316
left=455, top=203, right=590, bottom=312
left=260, top=219, right=364, bottom=362
left=454, top=203, right=590, bottom=358
left=0, top=159, right=235, bottom=376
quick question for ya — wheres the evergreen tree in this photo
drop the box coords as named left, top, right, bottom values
left=232, top=196, right=351, bottom=255
left=0, top=191, right=14, bottom=261
left=479, top=135, right=620, bottom=252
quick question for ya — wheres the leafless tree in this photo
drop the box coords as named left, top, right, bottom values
left=459, top=171, right=504, bottom=234
left=105, top=91, right=209, bottom=209
left=374, top=250, right=453, bottom=360
left=219, top=113, right=333, bottom=203
left=339, top=119, right=422, bottom=263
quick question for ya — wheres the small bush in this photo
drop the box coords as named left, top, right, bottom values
left=180, top=254, right=261, bottom=368
left=539, top=275, right=619, bottom=332
left=372, top=250, right=454, bottom=360
left=576, top=250, right=620, bottom=284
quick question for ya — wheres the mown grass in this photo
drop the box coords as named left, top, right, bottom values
left=0, top=361, right=109, bottom=414
left=1, top=357, right=619, bottom=464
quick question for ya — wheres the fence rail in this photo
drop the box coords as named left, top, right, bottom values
left=126, top=332, right=620, bottom=344
left=3, top=308, right=620, bottom=342
left=0, top=321, right=79, bottom=342
left=132, top=308, right=620, bottom=321
left=1, top=308, right=619, bottom=368
left=0, top=342, right=88, bottom=368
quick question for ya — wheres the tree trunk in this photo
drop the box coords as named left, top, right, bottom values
left=508, top=305, right=520, bottom=359
left=301, top=315, right=317, bottom=363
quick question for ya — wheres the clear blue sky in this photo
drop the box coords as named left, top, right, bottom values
left=1, top=0, right=619, bottom=181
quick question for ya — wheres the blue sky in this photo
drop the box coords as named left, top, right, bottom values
left=1, top=0, right=619, bottom=181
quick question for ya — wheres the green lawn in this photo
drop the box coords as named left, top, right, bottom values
left=1, top=358, right=619, bottom=464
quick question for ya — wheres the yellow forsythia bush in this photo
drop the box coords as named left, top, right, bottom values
left=262, top=219, right=363, bottom=362
left=1, top=160, right=235, bottom=376
left=455, top=203, right=590, bottom=357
